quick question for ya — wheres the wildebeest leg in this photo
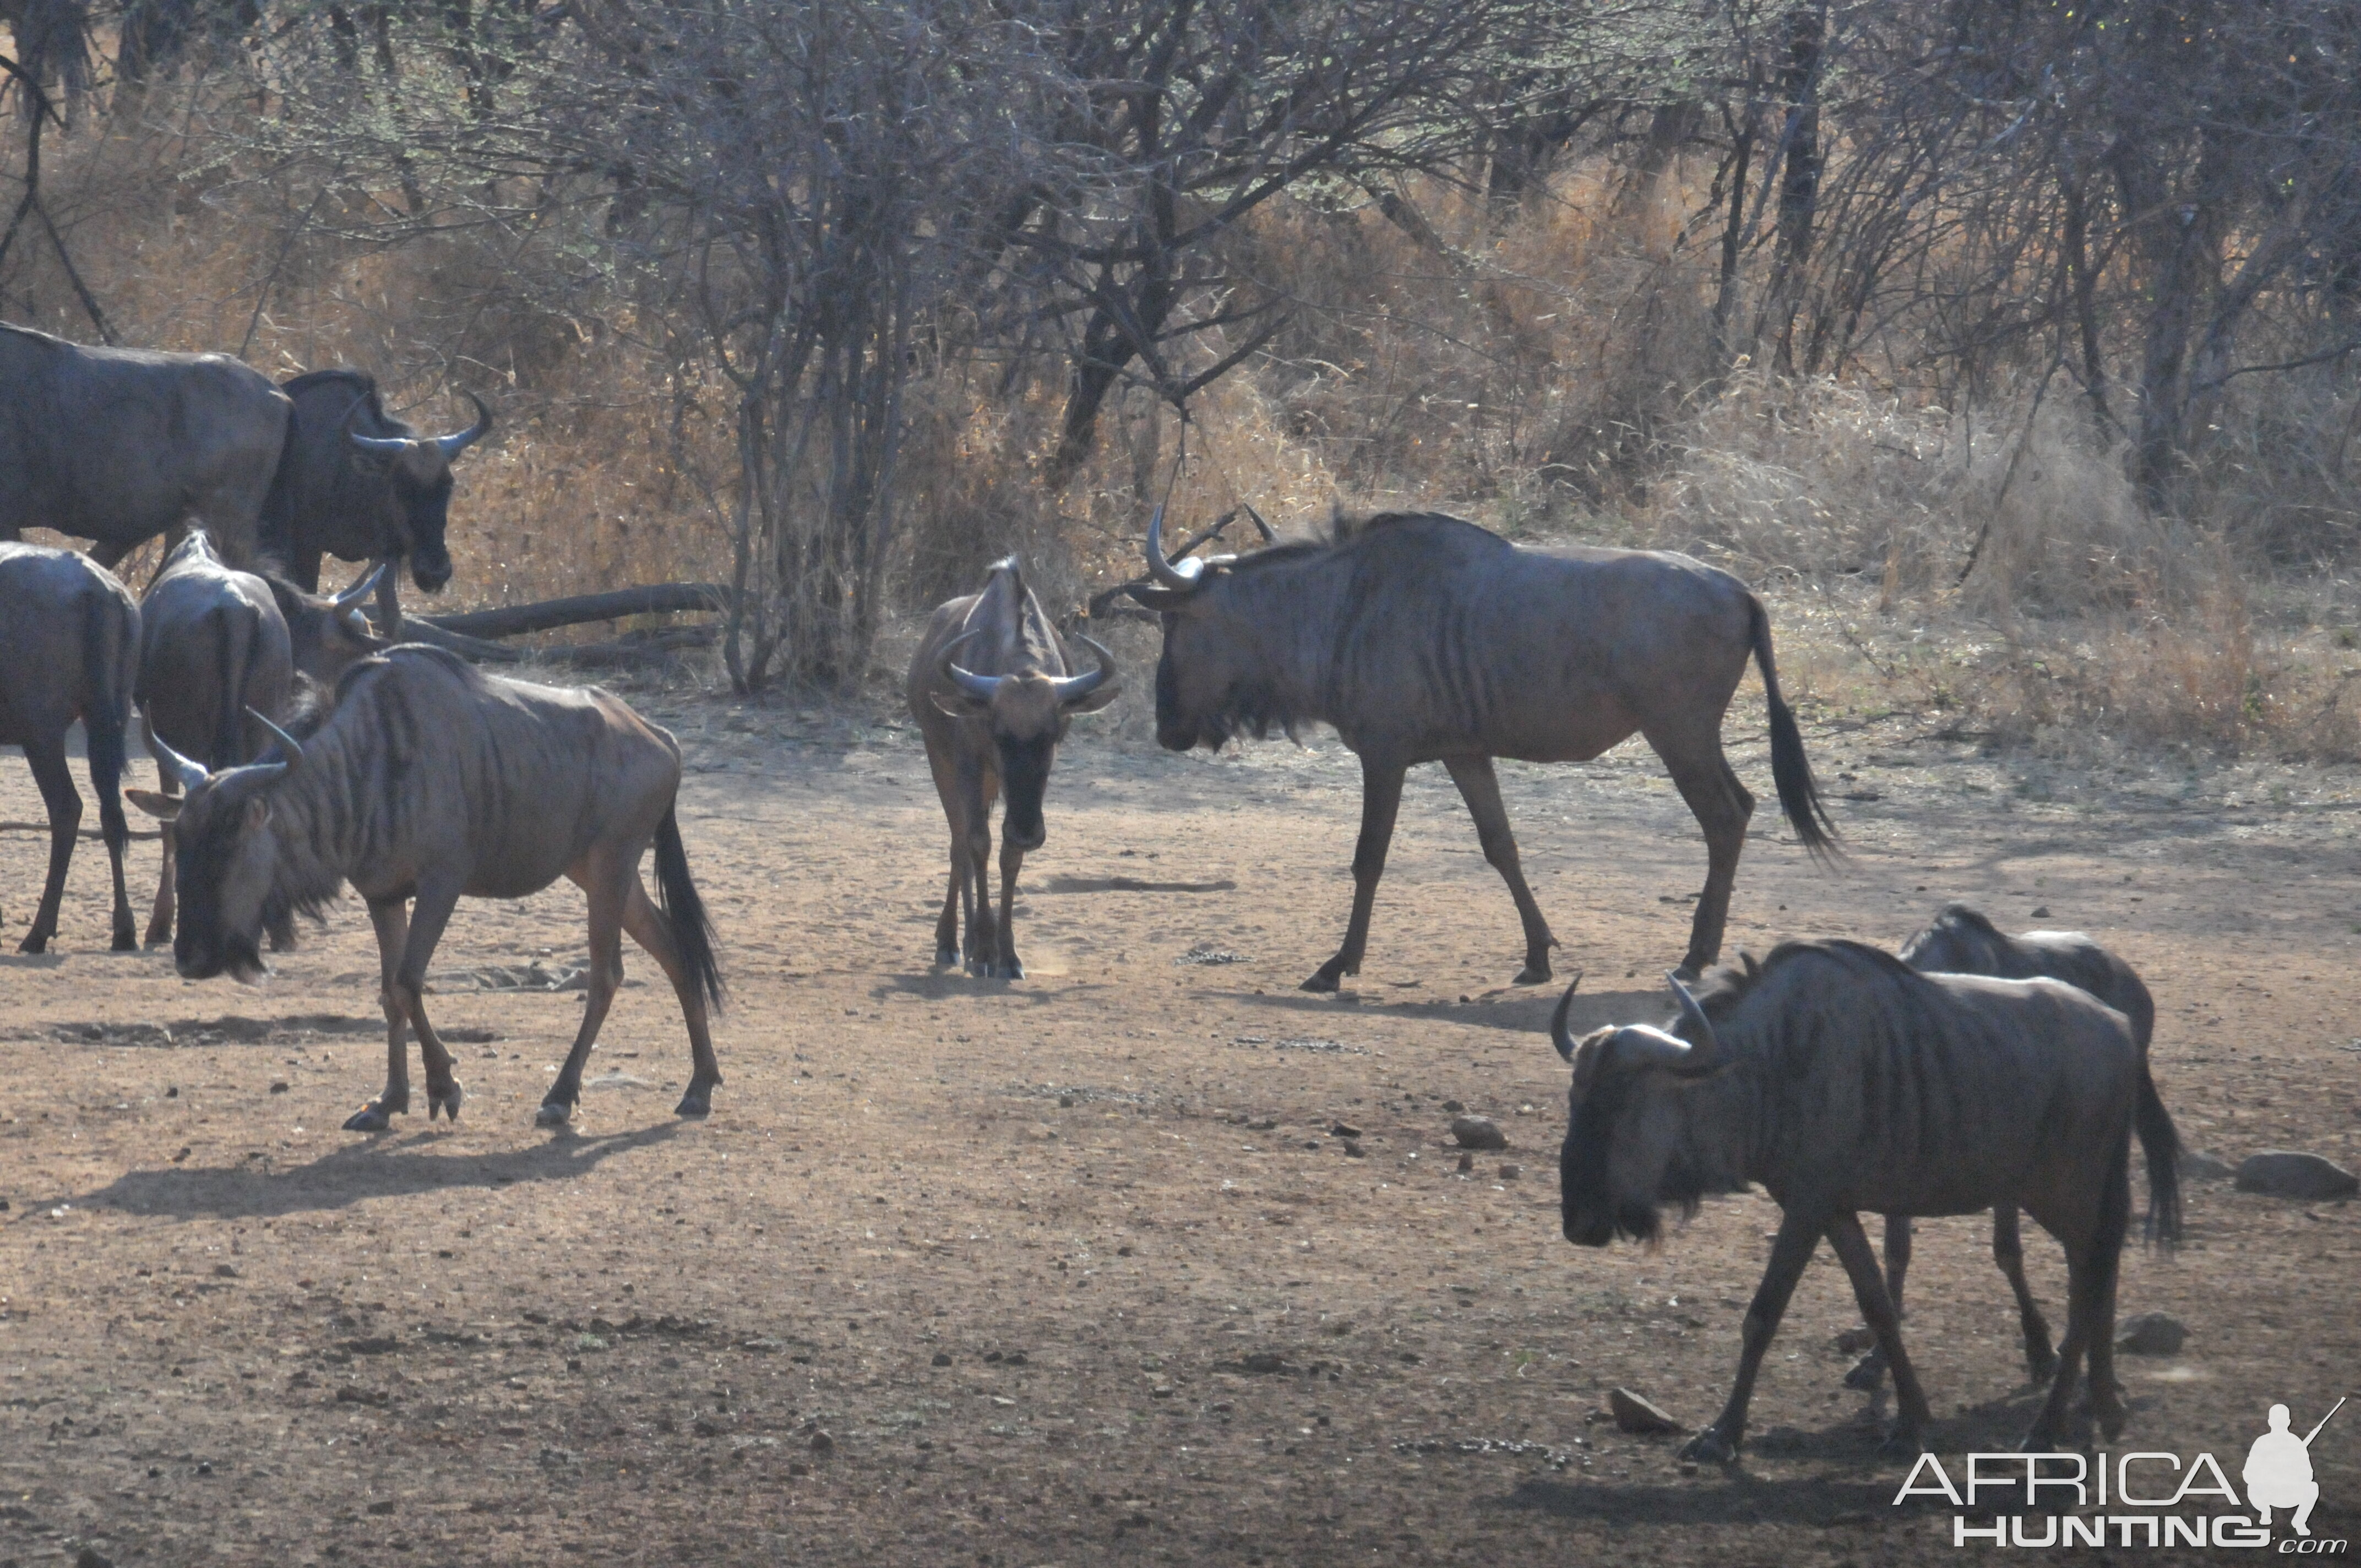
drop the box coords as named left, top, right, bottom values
left=374, top=562, right=403, bottom=643
left=2020, top=1137, right=2129, bottom=1449
left=617, top=870, right=723, bottom=1118
left=18, top=736, right=83, bottom=955
left=1646, top=726, right=1754, bottom=977
left=345, top=897, right=416, bottom=1132
left=1992, top=1207, right=2058, bottom=1382
left=1847, top=1215, right=1914, bottom=1391
left=1303, top=756, right=1407, bottom=992
left=89, top=741, right=136, bottom=953
left=376, top=879, right=468, bottom=1127
left=1683, top=1206, right=1823, bottom=1463
left=921, top=737, right=967, bottom=968
left=142, top=720, right=182, bottom=948
left=962, top=761, right=999, bottom=977
left=541, top=861, right=629, bottom=1128
left=1826, top=1212, right=1933, bottom=1452
left=994, top=839, right=1027, bottom=981
left=1441, top=754, right=1557, bottom=984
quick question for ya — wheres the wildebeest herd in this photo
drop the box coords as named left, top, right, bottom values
left=0, top=318, right=2188, bottom=1464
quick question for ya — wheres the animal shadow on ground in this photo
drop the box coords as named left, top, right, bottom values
left=870, top=972, right=1091, bottom=1005
left=48, top=1120, right=683, bottom=1221
left=1503, top=1469, right=1913, bottom=1527
left=1220, top=986, right=1669, bottom=1037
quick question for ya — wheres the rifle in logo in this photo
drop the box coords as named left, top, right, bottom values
left=2246, top=1396, right=2343, bottom=1538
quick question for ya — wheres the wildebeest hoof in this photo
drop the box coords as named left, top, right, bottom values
left=2026, top=1347, right=2059, bottom=1384
left=1879, top=1426, right=1928, bottom=1458
left=143, top=923, right=171, bottom=949
left=343, top=1104, right=395, bottom=1133
left=1844, top=1352, right=1887, bottom=1391
left=112, top=927, right=139, bottom=952
left=1512, top=961, right=1551, bottom=986
left=1672, top=962, right=1703, bottom=983
left=1001, top=959, right=1025, bottom=981
left=535, top=1100, right=574, bottom=1128
left=674, top=1092, right=712, bottom=1119
left=17, top=932, right=48, bottom=955
left=1300, top=960, right=1347, bottom=993
left=427, top=1081, right=464, bottom=1122
left=1679, top=1429, right=1737, bottom=1464
left=933, top=946, right=959, bottom=969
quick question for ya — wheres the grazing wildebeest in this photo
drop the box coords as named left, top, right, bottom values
left=0, top=321, right=291, bottom=567
left=1553, top=940, right=2174, bottom=1456
left=258, top=369, right=492, bottom=636
left=1837, top=903, right=2182, bottom=1393
left=133, top=530, right=387, bottom=945
left=907, top=556, right=1118, bottom=978
left=0, top=542, right=140, bottom=951
left=129, top=645, right=723, bottom=1131
left=1126, top=509, right=1836, bottom=990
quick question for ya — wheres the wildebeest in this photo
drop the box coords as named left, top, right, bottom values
left=1125, top=509, right=1836, bottom=990
left=128, top=645, right=723, bottom=1131
left=258, top=369, right=492, bottom=636
left=1553, top=940, right=2174, bottom=1456
left=1837, top=902, right=2181, bottom=1392
left=907, top=556, right=1118, bottom=978
left=0, top=542, right=140, bottom=951
left=133, top=530, right=387, bottom=946
left=0, top=321, right=290, bottom=567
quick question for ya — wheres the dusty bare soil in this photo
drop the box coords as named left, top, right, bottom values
left=2, top=671, right=2358, bottom=1566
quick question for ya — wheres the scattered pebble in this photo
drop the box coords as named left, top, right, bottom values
left=1441, top=1099, right=1465, bottom=1114
left=1608, top=1387, right=1684, bottom=1435
left=2117, top=1311, right=2187, bottom=1357
left=1329, top=1121, right=1362, bottom=1139
left=932, top=1352, right=952, bottom=1366
left=2030, top=906, right=2051, bottom=918
left=808, top=1430, right=835, bottom=1453
left=1498, top=1163, right=1520, bottom=1181
left=268, top=1081, right=289, bottom=1095
left=2235, top=1151, right=2358, bottom=1200
left=1832, top=1326, right=1877, bottom=1355
left=1456, top=1152, right=1473, bottom=1173
left=1450, top=1115, right=1508, bottom=1151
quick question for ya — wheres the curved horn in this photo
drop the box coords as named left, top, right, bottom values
left=1144, top=500, right=1205, bottom=591
left=1050, top=632, right=1117, bottom=707
left=244, top=706, right=306, bottom=769
left=333, top=560, right=389, bottom=609
left=1609, top=1023, right=1702, bottom=1072
left=1667, top=971, right=1724, bottom=1073
left=1242, top=502, right=1277, bottom=543
left=347, top=429, right=412, bottom=456
left=149, top=730, right=210, bottom=794
left=938, top=629, right=1000, bottom=703
left=433, top=391, right=493, bottom=461
left=1549, top=973, right=1584, bottom=1063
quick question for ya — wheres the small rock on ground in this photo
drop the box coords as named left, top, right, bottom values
left=1450, top=1115, right=1508, bottom=1151
left=1609, top=1387, right=1683, bottom=1435
left=2117, top=1311, right=2187, bottom=1356
left=2234, top=1150, right=2359, bottom=1200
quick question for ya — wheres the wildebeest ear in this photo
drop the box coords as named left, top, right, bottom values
left=1123, top=584, right=1194, bottom=612
left=244, top=797, right=272, bottom=831
left=126, top=789, right=182, bottom=821
left=1064, top=682, right=1122, bottom=715
left=931, top=690, right=992, bottom=719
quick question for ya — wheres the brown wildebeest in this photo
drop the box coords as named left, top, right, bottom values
left=907, top=556, right=1117, bottom=978
left=1554, top=942, right=2173, bottom=1457
left=0, top=542, right=140, bottom=951
left=1837, top=903, right=2179, bottom=1392
left=0, top=322, right=290, bottom=568
left=1126, top=508, right=1837, bottom=989
left=130, top=645, right=723, bottom=1131
left=133, top=530, right=387, bottom=945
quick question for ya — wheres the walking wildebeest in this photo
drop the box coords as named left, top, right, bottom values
left=258, top=369, right=492, bottom=636
left=908, top=556, right=1118, bottom=978
left=1553, top=940, right=2174, bottom=1456
left=0, top=542, right=140, bottom=951
left=1837, top=903, right=2181, bottom=1393
left=133, top=530, right=387, bottom=945
left=0, top=321, right=291, bottom=568
left=1125, top=509, right=1837, bottom=990
left=129, top=645, right=723, bottom=1131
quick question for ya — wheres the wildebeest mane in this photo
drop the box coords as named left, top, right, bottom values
left=282, top=367, right=385, bottom=422
left=1211, top=510, right=1493, bottom=577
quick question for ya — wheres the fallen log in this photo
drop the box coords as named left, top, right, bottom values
left=414, top=583, right=727, bottom=640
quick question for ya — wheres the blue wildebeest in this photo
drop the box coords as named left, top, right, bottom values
left=1552, top=941, right=2173, bottom=1456
left=0, top=322, right=291, bottom=567
left=1126, top=509, right=1836, bottom=990
left=1835, top=903, right=2182, bottom=1392
left=129, top=645, right=723, bottom=1131
left=258, top=369, right=492, bottom=636
left=908, top=556, right=1118, bottom=978
left=0, top=542, right=140, bottom=951
left=133, top=530, right=387, bottom=945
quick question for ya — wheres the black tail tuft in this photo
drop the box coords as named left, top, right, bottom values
left=653, top=804, right=724, bottom=1012
left=1747, top=596, right=1840, bottom=862
left=81, top=588, right=134, bottom=851
left=2135, top=1063, right=2183, bottom=1246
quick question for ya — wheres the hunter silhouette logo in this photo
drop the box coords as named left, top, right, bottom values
left=2248, top=1398, right=2342, bottom=1538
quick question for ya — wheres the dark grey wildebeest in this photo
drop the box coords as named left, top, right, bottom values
left=908, top=556, right=1118, bottom=978
left=257, top=369, right=492, bottom=636
left=133, top=530, right=387, bottom=945
left=0, top=542, right=140, bottom=951
left=129, top=645, right=723, bottom=1131
left=1127, top=509, right=1837, bottom=989
left=1835, top=903, right=2182, bottom=1393
left=1554, top=941, right=2174, bottom=1456
left=0, top=322, right=290, bottom=567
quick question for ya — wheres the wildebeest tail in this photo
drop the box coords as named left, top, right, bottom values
left=80, top=586, right=135, bottom=848
left=2135, top=1061, right=2183, bottom=1246
left=1747, top=595, right=1840, bottom=862
left=653, top=804, right=725, bottom=1011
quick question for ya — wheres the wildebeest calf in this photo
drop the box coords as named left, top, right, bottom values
left=1554, top=941, right=2169, bottom=1456
left=130, top=645, right=722, bottom=1131
left=0, top=542, right=140, bottom=952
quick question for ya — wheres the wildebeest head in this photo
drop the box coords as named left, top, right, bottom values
left=124, top=717, right=305, bottom=985
left=932, top=630, right=1118, bottom=851
left=342, top=391, right=492, bottom=594
left=1896, top=902, right=2012, bottom=974
left=267, top=562, right=389, bottom=682
left=1123, top=503, right=1300, bottom=752
left=1553, top=973, right=1728, bottom=1247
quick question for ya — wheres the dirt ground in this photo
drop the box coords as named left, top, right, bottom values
left=2, top=658, right=2358, bottom=1567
